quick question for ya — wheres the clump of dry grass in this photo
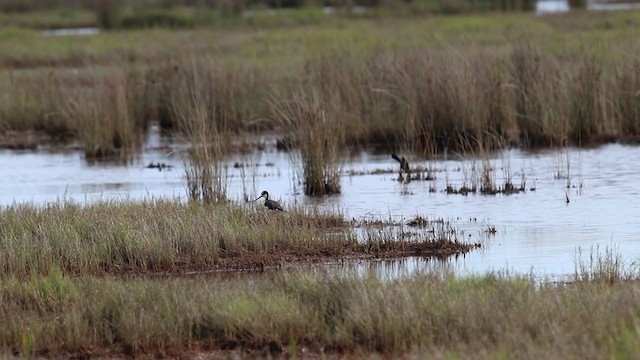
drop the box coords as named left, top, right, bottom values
left=272, top=85, right=344, bottom=196
left=95, top=0, right=121, bottom=29
left=509, top=43, right=569, bottom=147
left=158, top=56, right=270, bottom=133
left=168, top=59, right=232, bottom=203
left=63, top=63, right=146, bottom=159
left=157, top=57, right=276, bottom=201
left=0, top=62, right=149, bottom=156
left=0, top=70, right=70, bottom=138
left=573, top=246, right=639, bottom=284
left=569, top=55, right=607, bottom=143
left=613, top=57, right=640, bottom=137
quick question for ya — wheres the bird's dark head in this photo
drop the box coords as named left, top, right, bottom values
left=255, top=191, right=269, bottom=201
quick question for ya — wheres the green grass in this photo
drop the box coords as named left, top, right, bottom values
left=273, top=84, right=344, bottom=195
left=0, top=200, right=347, bottom=276
left=0, top=199, right=475, bottom=277
left=1, top=267, right=640, bottom=358
left=0, top=8, right=95, bottom=29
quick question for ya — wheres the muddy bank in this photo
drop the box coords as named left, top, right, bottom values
left=108, top=239, right=480, bottom=276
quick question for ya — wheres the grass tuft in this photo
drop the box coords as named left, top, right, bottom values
left=273, top=85, right=344, bottom=196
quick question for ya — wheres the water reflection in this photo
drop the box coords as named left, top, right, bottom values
left=327, top=256, right=457, bottom=280
left=42, top=27, right=100, bottom=37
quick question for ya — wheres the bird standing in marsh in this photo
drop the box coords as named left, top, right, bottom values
left=392, top=154, right=411, bottom=183
left=255, top=191, right=284, bottom=211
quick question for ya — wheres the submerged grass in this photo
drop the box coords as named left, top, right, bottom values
left=2, top=263, right=640, bottom=358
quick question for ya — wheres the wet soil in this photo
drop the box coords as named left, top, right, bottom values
left=104, top=239, right=480, bottom=277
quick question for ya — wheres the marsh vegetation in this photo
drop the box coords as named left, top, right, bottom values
left=3, top=2, right=640, bottom=358
left=2, top=252, right=640, bottom=358
left=3, top=9, right=640, bottom=190
left=0, top=200, right=478, bottom=276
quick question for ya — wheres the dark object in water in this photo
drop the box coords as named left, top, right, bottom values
left=255, top=190, right=284, bottom=211
left=146, top=162, right=172, bottom=171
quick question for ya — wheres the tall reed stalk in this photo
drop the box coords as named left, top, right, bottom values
left=272, top=86, right=343, bottom=196
left=170, top=59, right=229, bottom=203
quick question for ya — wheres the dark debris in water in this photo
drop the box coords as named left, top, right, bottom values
left=407, top=216, right=430, bottom=227
left=345, top=166, right=439, bottom=179
left=446, top=185, right=476, bottom=195
left=146, top=162, right=173, bottom=171
left=445, top=182, right=527, bottom=196
left=232, top=161, right=278, bottom=169
left=352, top=218, right=403, bottom=227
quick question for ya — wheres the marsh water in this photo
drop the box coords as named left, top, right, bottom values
left=2, top=124, right=640, bottom=281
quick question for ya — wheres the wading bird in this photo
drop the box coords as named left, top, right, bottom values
left=255, top=191, right=284, bottom=211
left=392, top=154, right=411, bottom=182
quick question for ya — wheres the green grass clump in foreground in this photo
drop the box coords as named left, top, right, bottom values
left=1, top=269, right=640, bottom=358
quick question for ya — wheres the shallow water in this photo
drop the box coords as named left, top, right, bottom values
left=536, top=0, right=640, bottom=13
left=42, top=27, right=100, bottom=36
left=2, top=125, right=639, bottom=280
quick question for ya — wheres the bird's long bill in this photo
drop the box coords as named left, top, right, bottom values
left=254, top=195, right=263, bottom=201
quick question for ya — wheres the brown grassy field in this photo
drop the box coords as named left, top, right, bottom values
left=3, top=10, right=640, bottom=156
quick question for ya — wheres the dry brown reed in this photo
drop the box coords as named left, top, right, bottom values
left=0, top=60, right=145, bottom=157
left=63, top=63, right=146, bottom=159
left=0, top=70, right=69, bottom=137
left=569, top=55, right=607, bottom=143
left=6, top=19, right=640, bottom=156
left=613, top=57, right=640, bottom=137
left=573, top=246, right=639, bottom=284
left=568, top=0, right=587, bottom=9
left=509, top=43, right=568, bottom=147
left=155, top=56, right=271, bottom=133
left=95, top=0, right=120, bottom=29
left=272, top=84, right=344, bottom=196
left=168, top=59, right=233, bottom=203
